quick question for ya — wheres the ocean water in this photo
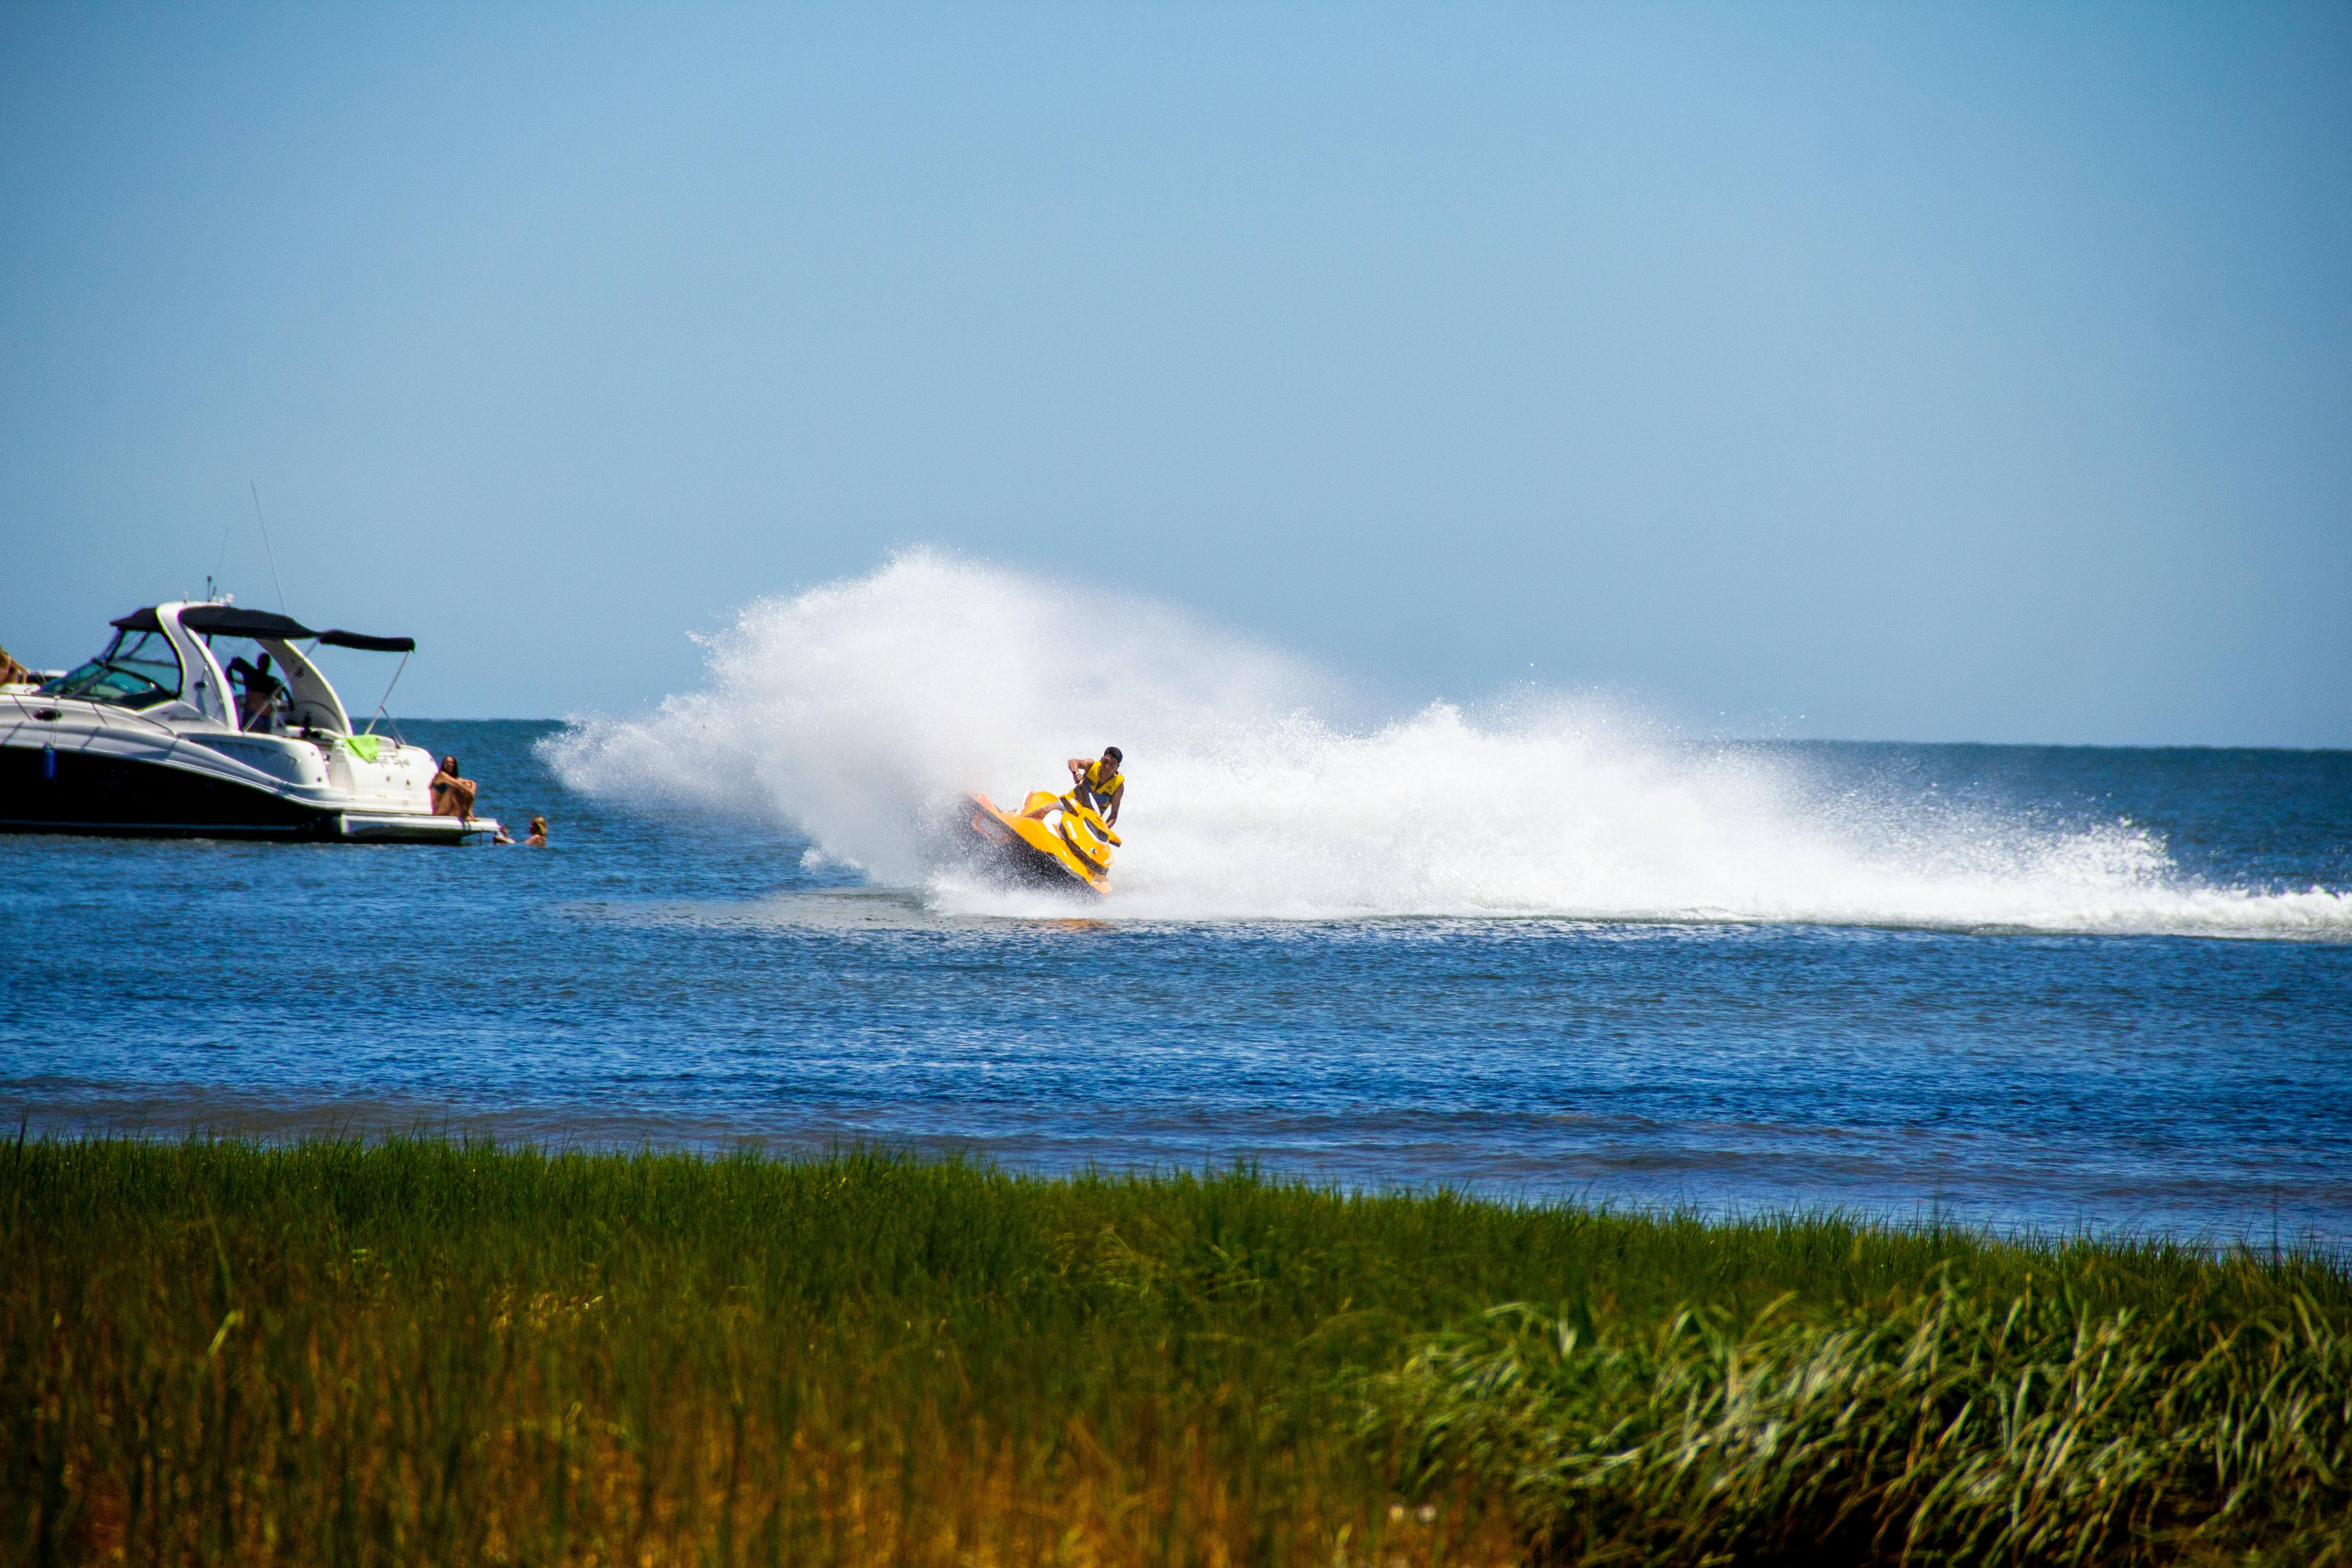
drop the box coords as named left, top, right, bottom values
left=4, top=555, right=2349, bottom=1244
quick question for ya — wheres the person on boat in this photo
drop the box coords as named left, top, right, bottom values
left=227, top=652, right=284, bottom=731
left=1063, top=747, right=1124, bottom=826
left=429, top=755, right=478, bottom=819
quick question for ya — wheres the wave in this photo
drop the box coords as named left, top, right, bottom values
left=543, top=550, right=2351, bottom=940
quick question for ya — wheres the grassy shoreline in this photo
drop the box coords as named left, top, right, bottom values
left=8, top=1138, right=2348, bottom=1565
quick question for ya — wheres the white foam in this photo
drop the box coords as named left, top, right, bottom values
left=544, top=550, right=2351, bottom=941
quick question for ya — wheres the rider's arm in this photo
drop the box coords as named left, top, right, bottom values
left=1105, top=782, right=1123, bottom=826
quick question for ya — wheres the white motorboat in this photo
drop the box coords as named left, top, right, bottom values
left=0, top=600, right=500, bottom=843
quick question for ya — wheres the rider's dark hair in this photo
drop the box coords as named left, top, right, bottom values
left=1104, top=746, right=1122, bottom=763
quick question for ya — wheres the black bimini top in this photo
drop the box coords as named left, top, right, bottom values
left=111, top=605, right=416, bottom=654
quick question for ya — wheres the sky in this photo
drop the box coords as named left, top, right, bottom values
left=1, top=3, right=2346, bottom=745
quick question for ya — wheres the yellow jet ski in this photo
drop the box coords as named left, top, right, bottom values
left=962, top=787, right=1117, bottom=898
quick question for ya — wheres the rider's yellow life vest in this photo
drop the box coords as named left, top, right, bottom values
left=1079, top=760, right=1123, bottom=803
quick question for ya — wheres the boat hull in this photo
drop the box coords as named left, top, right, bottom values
left=0, top=742, right=488, bottom=843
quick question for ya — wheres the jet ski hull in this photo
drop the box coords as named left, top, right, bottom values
left=963, top=792, right=1111, bottom=898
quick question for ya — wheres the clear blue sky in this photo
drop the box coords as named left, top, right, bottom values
left=3, top=3, right=2346, bottom=743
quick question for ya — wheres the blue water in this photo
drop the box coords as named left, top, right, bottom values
left=3, top=720, right=2348, bottom=1246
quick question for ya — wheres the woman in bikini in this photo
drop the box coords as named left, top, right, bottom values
left=429, top=755, right=478, bottom=819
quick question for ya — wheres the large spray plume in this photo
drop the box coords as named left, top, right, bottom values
left=546, top=550, right=2347, bottom=937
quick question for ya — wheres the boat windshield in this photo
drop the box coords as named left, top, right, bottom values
left=38, top=629, right=184, bottom=710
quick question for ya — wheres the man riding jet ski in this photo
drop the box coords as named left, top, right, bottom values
left=962, top=747, right=1125, bottom=898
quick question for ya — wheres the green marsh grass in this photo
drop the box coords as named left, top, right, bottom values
left=5, top=1137, right=2346, bottom=1565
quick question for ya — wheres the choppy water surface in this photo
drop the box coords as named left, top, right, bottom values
left=4, top=558, right=2348, bottom=1245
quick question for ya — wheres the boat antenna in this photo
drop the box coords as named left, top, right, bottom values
left=250, top=480, right=288, bottom=613
left=211, top=511, right=233, bottom=601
